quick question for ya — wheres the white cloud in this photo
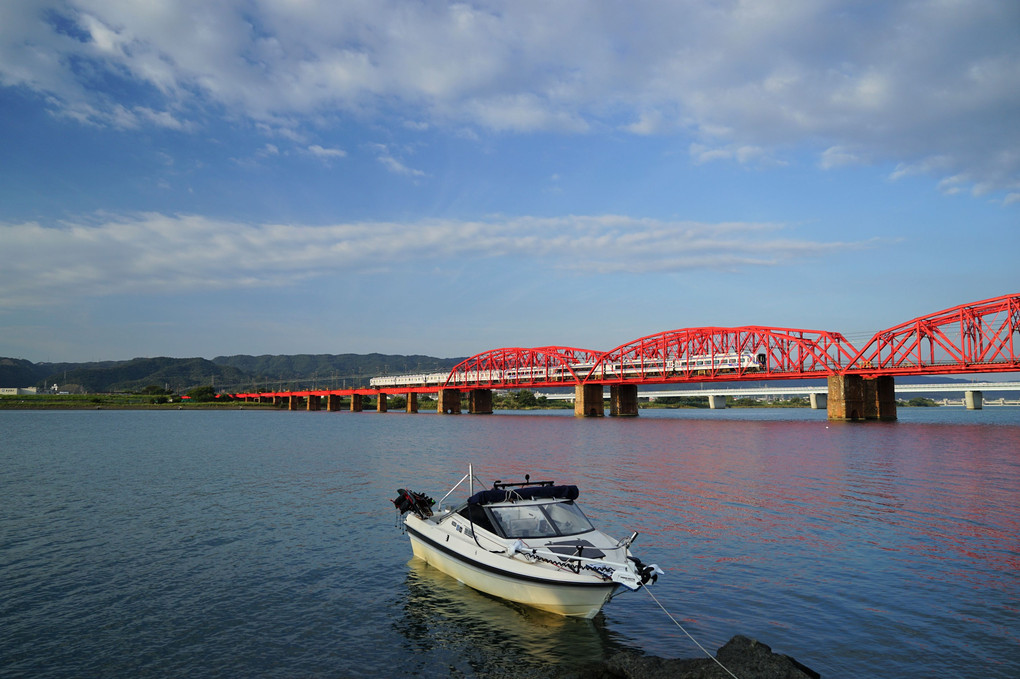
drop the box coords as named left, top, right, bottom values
left=624, top=110, right=674, bottom=135
left=819, top=146, right=862, bottom=170
left=689, top=143, right=781, bottom=167
left=0, top=1, right=1017, bottom=196
left=377, top=156, right=424, bottom=177
left=306, top=144, right=346, bottom=159
left=369, top=143, right=424, bottom=177
left=0, top=213, right=882, bottom=308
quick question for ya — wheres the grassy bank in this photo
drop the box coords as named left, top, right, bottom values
left=0, top=394, right=275, bottom=410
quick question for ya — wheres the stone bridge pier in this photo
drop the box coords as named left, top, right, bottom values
left=437, top=388, right=462, bottom=414
left=574, top=384, right=605, bottom=417
left=469, top=389, right=493, bottom=414
left=827, top=375, right=897, bottom=421
left=609, top=384, right=638, bottom=416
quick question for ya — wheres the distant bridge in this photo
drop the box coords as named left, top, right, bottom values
left=234, top=293, right=1020, bottom=421
left=537, top=381, right=1020, bottom=410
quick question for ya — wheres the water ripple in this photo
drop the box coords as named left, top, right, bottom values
left=1, top=409, right=1018, bottom=677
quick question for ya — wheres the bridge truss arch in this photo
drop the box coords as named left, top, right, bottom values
left=582, top=326, right=858, bottom=383
left=444, top=346, right=605, bottom=388
left=848, top=293, right=1020, bottom=376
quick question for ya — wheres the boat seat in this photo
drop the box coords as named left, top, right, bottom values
left=508, top=519, right=541, bottom=536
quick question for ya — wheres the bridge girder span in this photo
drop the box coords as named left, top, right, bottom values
left=445, top=345, right=603, bottom=388
left=581, top=326, right=856, bottom=383
left=848, top=293, right=1020, bottom=376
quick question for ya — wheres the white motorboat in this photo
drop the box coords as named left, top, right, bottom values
left=391, top=468, right=662, bottom=619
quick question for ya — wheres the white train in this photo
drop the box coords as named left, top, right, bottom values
left=369, top=372, right=450, bottom=388
left=368, top=352, right=766, bottom=388
left=600, top=351, right=767, bottom=377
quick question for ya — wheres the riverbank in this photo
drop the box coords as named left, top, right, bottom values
left=0, top=393, right=943, bottom=411
left=0, top=395, right=274, bottom=410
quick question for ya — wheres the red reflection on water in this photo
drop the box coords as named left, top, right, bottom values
left=381, top=411, right=1020, bottom=674
left=465, top=415, right=1020, bottom=596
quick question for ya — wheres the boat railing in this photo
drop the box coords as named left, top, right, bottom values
left=436, top=463, right=488, bottom=510
left=520, top=544, right=629, bottom=571
left=493, top=474, right=554, bottom=490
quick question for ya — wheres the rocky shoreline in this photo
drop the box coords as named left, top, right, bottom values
left=571, top=635, right=820, bottom=679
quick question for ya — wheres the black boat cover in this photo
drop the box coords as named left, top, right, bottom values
left=468, top=484, right=579, bottom=505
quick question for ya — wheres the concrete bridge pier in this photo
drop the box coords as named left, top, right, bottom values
left=965, top=390, right=983, bottom=409
left=350, top=394, right=363, bottom=413
left=574, top=384, right=605, bottom=417
left=609, top=384, right=639, bottom=416
left=328, top=394, right=342, bottom=411
left=377, top=393, right=388, bottom=413
left=828, top=375, right=863, bottom=421
left=707, top=394, right=727, bottom=409
left=827, top=375, right=897, bottom=421
left=288, top=395, right=301, bottom=411
left=307, top=395, right=321, bottom=412
left=469, top=389, right=493, bottom=414
left=438, top=388, right=462, bottom=414
left=864, top=376, right=897, bottom=420
left=810, top=393, right=827, bottom=409
left=406, top=393, right=418, bottom=413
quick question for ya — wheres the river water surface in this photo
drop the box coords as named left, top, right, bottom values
left=2, top=407, right=1018, bottom=677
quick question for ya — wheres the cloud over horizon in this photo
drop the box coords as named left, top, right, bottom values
left=0, top=213, right=883, bottom=308
left=1, top=0, right=1017, bottom=199
left=1, top=1, right=1016, bottom=362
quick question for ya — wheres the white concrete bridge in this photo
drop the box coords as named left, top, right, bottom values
left=537, top=381, right=1020, bottom=410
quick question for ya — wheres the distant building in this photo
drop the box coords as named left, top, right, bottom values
left=0, top=387, right=38, bottom=395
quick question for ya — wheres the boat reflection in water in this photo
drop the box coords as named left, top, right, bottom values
left=396, top=557, right=618, bottom=671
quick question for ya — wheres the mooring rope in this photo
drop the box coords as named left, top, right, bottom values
left=643, top=587, right=741, bottom=679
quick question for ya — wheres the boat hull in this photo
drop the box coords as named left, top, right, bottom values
left=405, top=519, right=618, bottom=618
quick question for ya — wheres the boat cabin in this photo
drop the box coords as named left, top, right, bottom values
left=455, top=492, right=595, bottom=540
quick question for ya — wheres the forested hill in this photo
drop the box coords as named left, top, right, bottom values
left=0, top=354, right=465, bottom=393
left=213, top=353, right=463, bottom=383
left=3, top=356, right=249, bottom=393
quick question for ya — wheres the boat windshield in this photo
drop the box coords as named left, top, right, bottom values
left=488, top=501, right=594, bottom=539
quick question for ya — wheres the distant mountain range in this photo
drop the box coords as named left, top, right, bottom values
left=0, top=354, right=465, bottom=394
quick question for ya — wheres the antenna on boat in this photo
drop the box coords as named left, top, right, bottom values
left=469, top=463, right=474, bottom=497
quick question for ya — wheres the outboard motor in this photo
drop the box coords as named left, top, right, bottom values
left=392, top=488, right=435, bottom=519
left=629, top=556, right=663, bottom=585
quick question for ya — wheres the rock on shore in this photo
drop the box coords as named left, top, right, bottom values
left=571, top=635, right=820, bottom=679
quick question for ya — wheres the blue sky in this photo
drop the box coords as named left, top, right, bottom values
left=1, top=0, right=1018, bottom=363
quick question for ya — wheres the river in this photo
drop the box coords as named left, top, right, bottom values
left=2, top=406, right=1018, bottom=677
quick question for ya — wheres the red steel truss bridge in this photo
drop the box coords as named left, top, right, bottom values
left=234, top=293, right=1019, bottom=419
left=402, top=293, right=1020, bottom=388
